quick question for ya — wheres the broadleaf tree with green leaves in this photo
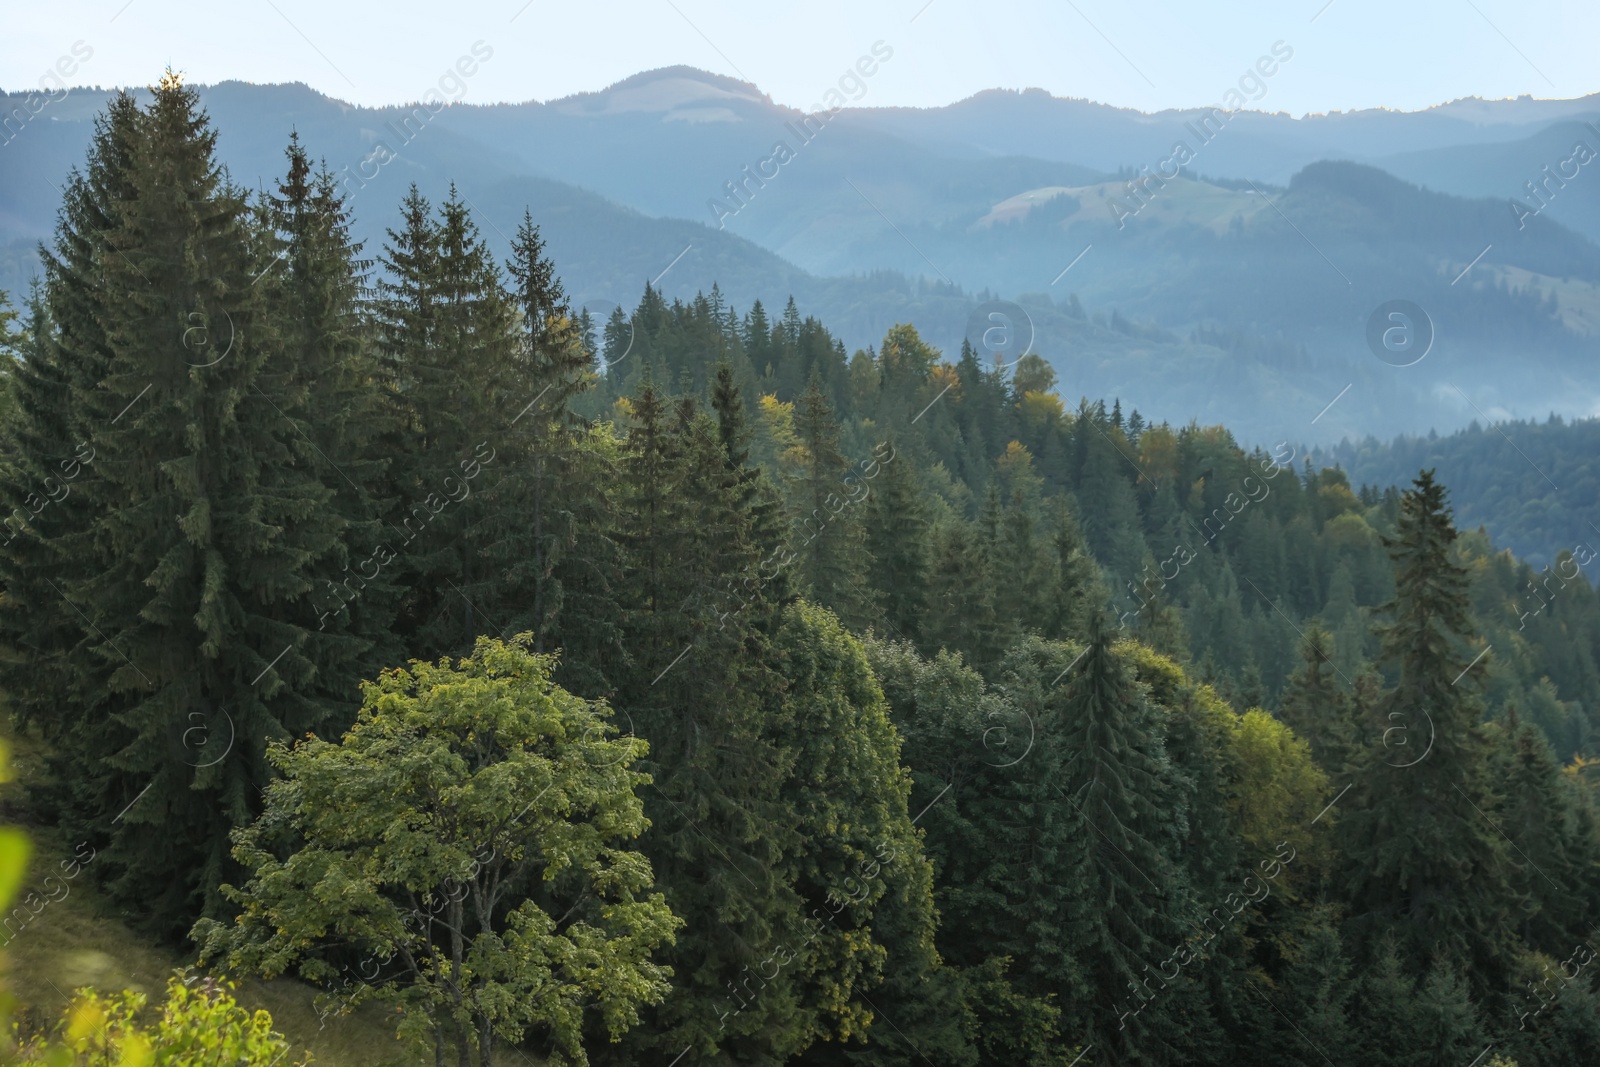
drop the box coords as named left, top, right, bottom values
left=194, top=635, right=681, bottom=1067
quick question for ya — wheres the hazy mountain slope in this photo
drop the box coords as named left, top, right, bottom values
left=851, top=86, right=1600, bottom=183
left=4, top=75, right=1600, bottom=447
left=1314, top=416, right=1600, bottom=568
left=1377, top=117, right=1600, bottom=242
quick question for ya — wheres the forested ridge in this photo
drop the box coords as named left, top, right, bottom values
left=1315, top=416, right=1600, bottom=571
left=1, top=75, right=1599, bottom=1066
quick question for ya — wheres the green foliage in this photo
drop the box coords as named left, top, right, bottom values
left=1340, top=471, right=1516, bottom=981
left=17, top=974, right=309, bottom=1067
left=12, top=82, right=1600, bottom=1067
left=0, top=74, right=358, bottom=933
left=194, top=635, right=679, bottom=1067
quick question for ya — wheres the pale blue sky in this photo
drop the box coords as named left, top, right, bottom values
left=7, top=0, right=1597, bottom=115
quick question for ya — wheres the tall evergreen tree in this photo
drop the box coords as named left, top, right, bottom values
left=1278, top=623, right=1358, bottom=776
left=1489, top=712, right=1593, bottom=953
left=0, top=93, right=141, bottom=750
left=41, top=74, right=351, bottom=931
left=373, top=185, right=518, bottom=657
left=863, top=435, right=929, bottom=643
left=924, top=521, right=1004, bottom=676
left=1339, top=471, right=1514, bottom=984
left=596, top=385, right=800, bottom=1064
left=789, top=372, right=873, bottom=629
left=1056, top=614, right=1191, bottom=1064
left=464, top=210, right=621, bottom=694
left=264, top=133, right=401, bottom=685
left=1258, top=907, right=1356, bottom=1067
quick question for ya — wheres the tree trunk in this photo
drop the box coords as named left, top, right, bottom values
left=479, top=1018, right=495, bottom=1067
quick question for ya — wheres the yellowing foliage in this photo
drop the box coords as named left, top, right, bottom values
left=758, top=394, right=808, bottom=469
left=929, top=363, right=961, bottom=402
left=1138, top=425, right=1180, bottom=489
left=1017, top=389, right=1065, bottom=426
left=1117, top=641, right=1328, bottom=880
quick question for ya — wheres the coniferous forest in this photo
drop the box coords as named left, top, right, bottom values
left=3, top=75, right=1600, bottom=1067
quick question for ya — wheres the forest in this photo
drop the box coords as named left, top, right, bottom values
left=0, top=74, right=1597, bottom=1067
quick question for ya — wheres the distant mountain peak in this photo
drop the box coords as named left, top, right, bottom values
left=550, top=65, right=772, bottom=120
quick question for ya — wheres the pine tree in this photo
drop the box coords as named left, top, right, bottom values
left=1278, top=623, right=1357, bottom=776
left=863, top=434, right=929, bottom=643
left=264, top=133, right=401, bottom=686
left=788, top=372, right=873, bottom=629
left=1056, top=614, right=1191, bottom=1063
left=1258, top=907, right=1356, bottom=1067
left=1339, top=471, right=1514, bottom=984
left=42, top=74, right=352, bottom=931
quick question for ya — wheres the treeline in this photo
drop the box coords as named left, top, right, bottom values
left=581, top=270, right=1600, bottom=760
left=2, top=75, right=1600, bottom=1066
left=1317, top=413, right=1600, bottom=571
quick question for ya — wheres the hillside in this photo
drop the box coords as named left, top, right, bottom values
left=1315, top=415, right=1600, bottom=569
left=7, top=74, right=1600, bottom=1065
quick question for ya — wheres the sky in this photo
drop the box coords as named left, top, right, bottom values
left=6, top=0, right=1597, bottom=117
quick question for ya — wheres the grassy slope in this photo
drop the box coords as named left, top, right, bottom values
left=0, top=728, right=428, bottom=1067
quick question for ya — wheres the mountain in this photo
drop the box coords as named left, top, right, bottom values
left=3, top=70, right=1600, bottom=446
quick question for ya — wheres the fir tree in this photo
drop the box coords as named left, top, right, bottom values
left=264, top=133, right=401, bottom=686
left=1258, top=907, right=1356, bottom=1067
left=788, top=372, right=874, bottom=629
left=597, top=384, right=798, bottom=1063
left=374, top=185, right=519, bottom=657
left=1056, top=614, right=1191, bottom=1064
left=464, top=210, right=621, bottom=694
left=863, top=434, right=930, bottom=643
left=43, top=74, right=352, bottom=931
left=1489, top=712, right=1592, bottom=953
left=1278, top=623, right=1358, bottom=776
left=1339, top=471, right=1514, bottom=984
left=0, top=93, right=141, bottom=751
left=924, top=521, right=1004, bottom=676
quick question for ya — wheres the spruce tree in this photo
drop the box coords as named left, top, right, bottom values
left=1409, top=960, right=1488, bottom=1067
left=789, top=371, right=873, bottom=629
left=773, top=603, right=967, bottom=1067
left=863, top=635, right=1074, bottom=1065
left=43, top=74, right=351, bottom=931
left=1056, top=614, right=1191, bottom=1064
left=1490, top=713, right=1591, bottom=953
left=1339, top=471, right=1514, bottom=984
left=597, top=385, right=799, bottom=1064
left=0, top=94, right=140, bottom=751
left=863, top=434, right=929, bottom=643
left=924, top=520, right=1004, bottom=676
left=264, top=133, right=401, bottom=686
left=1352, top=936, right=1421, bottom=1067
left=1258, top=907, right=1356, bottom=1067
left=373, top=185, right=519, bottom=657
left=1278, top=623, right=1358, bottom=776
left=463, top=210, right=621, bottom=694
